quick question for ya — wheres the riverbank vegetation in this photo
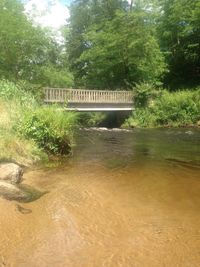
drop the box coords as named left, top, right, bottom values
left=123, top=84, right=200, bottom=128
left=0, top=80, right=78, bottom=165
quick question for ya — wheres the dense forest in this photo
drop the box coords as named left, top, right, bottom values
left=0, top=0, right=200, bottom=90
left=67, top=0, right=200, bottom=90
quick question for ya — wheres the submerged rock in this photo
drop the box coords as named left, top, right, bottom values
left=0, top=163, right=23, bottom=184
left=0, top=181, right=27, bottom=201
left=0, top=181, right=47, bottom=203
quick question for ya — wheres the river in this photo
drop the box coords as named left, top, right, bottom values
left=0, top=128, right=200, bottom=267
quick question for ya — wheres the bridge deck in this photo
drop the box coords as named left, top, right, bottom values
left=44, top=88, right=134, bottom=111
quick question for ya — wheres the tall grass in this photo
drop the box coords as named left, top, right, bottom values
left=18, top=105, right=79, bottom=154
left=0, top=98, right=43, bottom=165
left=0, top=80, right=78, bottom=165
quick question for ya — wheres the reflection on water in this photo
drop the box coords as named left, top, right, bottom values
left=0, top=128, right=200, bottom=267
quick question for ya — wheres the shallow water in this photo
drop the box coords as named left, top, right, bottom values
left=0, top=128, right=200, bottom=267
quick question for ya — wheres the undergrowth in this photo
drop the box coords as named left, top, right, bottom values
left=0, top=80, right=78, bottom=165
left=123, top=84, right=200, bottom=128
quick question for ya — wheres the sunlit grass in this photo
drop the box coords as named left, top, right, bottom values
left=0, top=80, right=77, bottom=165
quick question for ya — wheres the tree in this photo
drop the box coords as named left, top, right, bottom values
left=67, top=0, right=166, bottom=89
left=0, top=0, right=73, bottom=87
left=0, top=0, right=44, bottom=80
left=158, top=0, right=200, bottom=88
left=67, top=0, right=129, bottom=87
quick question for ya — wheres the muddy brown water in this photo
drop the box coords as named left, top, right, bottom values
left=0, top=128, right=200, bottom=267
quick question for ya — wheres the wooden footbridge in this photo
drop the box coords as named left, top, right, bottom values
left=44, top=88, right=134, bottom=111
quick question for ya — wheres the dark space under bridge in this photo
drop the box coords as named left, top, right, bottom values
left=44, top=88, right=134, bottom=111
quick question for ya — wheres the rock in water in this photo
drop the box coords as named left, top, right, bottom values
left=0, top=181, right=47, bottom=202
left=0, top=181, right=28, bottom=201
left=0, top=163, right=23, bottom=184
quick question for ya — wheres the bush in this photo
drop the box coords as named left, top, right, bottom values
left=0, top=99, right=44, bottom=165
left=123, top=108, right=156, bottom=128
left=153, top=90, right=200, bottom=126
left=77, top=112, right=106, bottom=127
left=133, top=83, right=159, bottom=108
left=0, top=80, right=36, bottom=106
left=16, top=80, right=43, bottom=102
left=17, top=106, right=79, bottom=154
left=0, top=80, right=78, bottom=164
left=124, top=88, right=200, bottom=127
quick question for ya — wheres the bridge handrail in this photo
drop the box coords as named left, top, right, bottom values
left=44, top=88, right=134, bottom=104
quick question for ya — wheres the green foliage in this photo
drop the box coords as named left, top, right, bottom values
left=0, top=0, right=46, bottom=81
left=124, top=89, right=200, bottom=127
left=83, top=12, right=166, bottom=88
left=0, top=95, right=44, bottom=166
left=39, top=65, right=74, bottom=88
left=67, top=0, right=127, bottom=87
left=18, top=106, right=78, bottom=155
left=133, top=83, right=160, bottom=108
left=0, top=80, right=36, bottom=106
left=159, top=0, right=200, bottom=88
left=0, top=80, right=78, bottom=164
left=77, top=112, right=107, bottom=127
left=152, top=89, right=200, bottom=126
left=67, top=0, right=166, bottom=89
left=123, top=108, right=156, bottom=128
left=0, top=0, right=74, bottom=87
left=1, top=0, right=199, bottom=91
left=67, top=0, right=200, bottom=90
left=15, top=80, right=44, bottom=102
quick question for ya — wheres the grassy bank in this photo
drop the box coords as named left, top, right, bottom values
left=123, top=85, right=200, bottom=128
left=0, top=80, right=78, bottom=166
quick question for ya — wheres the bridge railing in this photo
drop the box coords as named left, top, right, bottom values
left=44, top=88, right=134, bottom=104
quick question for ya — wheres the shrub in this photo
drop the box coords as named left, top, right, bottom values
left=133, top=83, right=160, bottom=108
left=0, top=99, right=45, bottom=165
left=123, top=108, right=156, bottom=128
left=17, top=106, right=79, bottom=154
left=153, top=90, right=200, bottom=126
left=125, top=88, right=200, bottom=127
left=0, top=80, right=36, bottom=106
left=0, top=80, right=78, bottom=164
left=77, top=112, right=106, bottom=127
left=16, top=80, right=43, bottom=102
